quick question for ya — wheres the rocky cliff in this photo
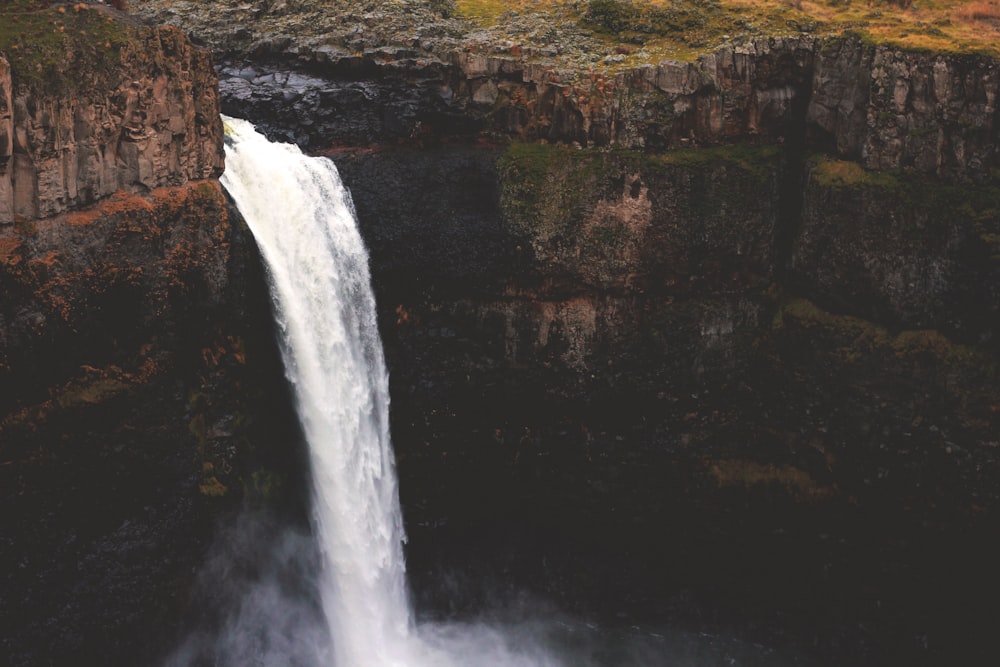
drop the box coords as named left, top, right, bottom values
left=1, top=7, right=298, bottom=666
left=151, top=10, right=998, bottom=661
left=0, top=11, right=223, bottom=223
left=133, top=1, right=999, bottom=184
left=3, top=0, right=999, bottom=665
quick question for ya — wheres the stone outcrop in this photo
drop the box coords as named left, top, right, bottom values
left=213, top=36, right=817, bottom=150
left=0, top=24, right=223, bottom=224
left=0, top=180, right=301, bottom=666
left=1, top=11, right=298, bottom=667
left=208, top=35, right=998, bottom=189
left=808, top=35, right=1000, bottom=182
left=333, top=139, right=1000, bottom=666
left=439, top=36, right=818, bottom=149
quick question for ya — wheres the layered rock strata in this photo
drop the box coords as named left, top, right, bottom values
left=3, top=2, right=999, bottom=664
left=0, top=23, right=223, bottom=224
left=1, top=11, right=298, bottom=667
left=159, top=8, right=1000, bottom=660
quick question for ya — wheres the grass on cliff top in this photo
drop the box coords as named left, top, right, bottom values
left=0, top=1, right=131, bottom=91
left=455, top=0, right=1000, bottom=62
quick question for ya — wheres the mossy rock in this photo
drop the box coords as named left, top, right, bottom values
left=1, top=2, right=133, bottom=95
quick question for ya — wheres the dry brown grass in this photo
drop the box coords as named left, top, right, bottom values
left=955, top=0, right=1000, bottom=23
left=455, top=0, right=1000, bottom=59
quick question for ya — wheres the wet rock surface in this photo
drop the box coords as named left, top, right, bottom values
left=2, top=2, right=999, bottom=666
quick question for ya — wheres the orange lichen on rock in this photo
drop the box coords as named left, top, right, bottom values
left=66, top=190, right=158, bottom=227
left=2, top=180, right=230, bottom=350
left=0, top=237, right=24, bottom=267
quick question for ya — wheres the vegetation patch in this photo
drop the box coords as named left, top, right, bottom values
left=776, top=297, right=889, bottom=344
left=809, top=156, right=1000, bottom=253
left=454, top=0, right=1000, bottom=65
left=499, top=140, right=782, bottom=240
left=809, top=156, right=902, bottom=189
left=498, top=141, right=617, bottom=234
left=775, top=297, right=997, bottom=375
left=891, top=329, right=992, bottom=368
left=643, top=143, right=783, bottom=181
left=0, top=237, right=24, bottom=269
left=0, top=1, right=132, bottom=93
left=244, top=469, right=287, bottom=501
left=707, top=458, right=835, bottom=501
left=54, top=376, right=129, bottom=409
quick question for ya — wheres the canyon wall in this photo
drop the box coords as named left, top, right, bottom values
left=0, top=27, right=223, bottom=223
left=3, top=3, right=999, bottom=664
left=222, top=33, right=998, bottom=664
left=220, top=32, right=998, bottom=180
left=1, top=11, right=299, bottom=667
left=216, top=32, right=1000, bottom=507
left=328, top=140, right=999, bottom=666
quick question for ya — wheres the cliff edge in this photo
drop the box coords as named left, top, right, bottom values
left=1, top=6, right=296, bottom=666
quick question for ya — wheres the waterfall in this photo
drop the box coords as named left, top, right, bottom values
left=221, top=117, right=411, bottom=666
left=219, top=117, right=574, bottom=667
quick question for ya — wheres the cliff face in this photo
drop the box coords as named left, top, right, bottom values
left=285, top=35, right=998, bottom=664
left=4, top=2, right=999, bottom=664
left=809, top=38, right=1000, bottom=181
left=211, top=33, right=998, bottom=185
left=338, top=140, right=999, bottom=667
left=0, top=23, right=223, bottom=224
left=1, top=10, right=297, bottom=667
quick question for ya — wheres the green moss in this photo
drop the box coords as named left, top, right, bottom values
left=499, top=139, right=782, bottom=259
left=642, top=143, right=782, bottom=181
left=809, top=156, right=902, bottom=189
left=775, top=297, right=997, bottom=375
left=891, top=330, right=993, bottom=370
left=243, top=469, right=287, bottom=502
left=777, top=297, right=890, bottom=347
left=0, top=3, right=132, bottom=94
left=810, top=158, right=1000, bottom=247
left=498, top=141, right=617, bottom=235
left=707, top=458, right=834, bottom=501
left=809, top=162, right=1000, bottom=245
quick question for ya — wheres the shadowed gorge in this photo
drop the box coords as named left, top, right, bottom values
left=2, top=2, right=999, bottom=666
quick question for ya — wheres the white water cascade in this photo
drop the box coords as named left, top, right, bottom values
left=221, top=117, right=412, bottom=666
left=219, top=117, right=565, bottom=667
